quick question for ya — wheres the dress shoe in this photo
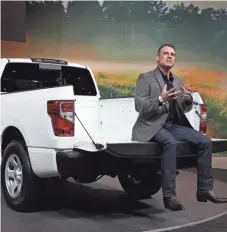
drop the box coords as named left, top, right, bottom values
left=163, top=196, right=185, bottom=211
left=196, top=190, right=227, bottom=203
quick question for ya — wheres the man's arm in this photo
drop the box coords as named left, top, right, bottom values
left=179, top=78, right=193, bottom=113
left=134, top=73, right=167, bottom=117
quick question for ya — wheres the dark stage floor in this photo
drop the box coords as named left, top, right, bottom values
left=1, top=168, right=227, bottom=232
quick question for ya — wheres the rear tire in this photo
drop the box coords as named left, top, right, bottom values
left=118, top=171, right=162, bottom=200
left=1, top=140, right=42, bottom=212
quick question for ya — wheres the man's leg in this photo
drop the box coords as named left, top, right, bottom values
left=170, top=124, right=213, bottom=190
left=152, top=125, right=185, bottom=211
left=169, top=124, right=227, bottom=203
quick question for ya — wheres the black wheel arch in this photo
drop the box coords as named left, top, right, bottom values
left=1, top=126, right=27, bottom=155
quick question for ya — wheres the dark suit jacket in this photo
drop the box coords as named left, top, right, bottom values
left=131, top=67, right=193, bottom=142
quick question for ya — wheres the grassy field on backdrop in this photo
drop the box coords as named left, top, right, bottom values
left=95, top=67, right=227, bottom=147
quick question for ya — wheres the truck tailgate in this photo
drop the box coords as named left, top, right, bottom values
left=105, top=138, right=227, bottom=158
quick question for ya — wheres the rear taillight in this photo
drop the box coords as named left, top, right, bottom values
left=199, top=104, right=207, bottom=134
left=47, top=100, right=74, bottom=136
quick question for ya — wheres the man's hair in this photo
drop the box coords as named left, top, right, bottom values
left=157, top=44, right=176, bottom=55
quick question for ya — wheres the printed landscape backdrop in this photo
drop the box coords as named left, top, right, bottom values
left=1, top=1, right=227, bottom=142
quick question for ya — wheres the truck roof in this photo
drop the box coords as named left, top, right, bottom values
left=1, top=58, right=87, bottom=69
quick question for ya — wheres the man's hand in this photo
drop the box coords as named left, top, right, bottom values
left=161, top=84, right=180, bottom=101
left=180, top=85, right=193, bottom=100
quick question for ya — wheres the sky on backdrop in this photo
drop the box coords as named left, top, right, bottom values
left=163, top=1, right=227, bottom=10
left=61, top=0, right=227, bottom=10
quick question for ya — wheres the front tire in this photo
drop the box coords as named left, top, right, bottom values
left=1, top=140, right=42, bottom=212
left=118, top=171, right=162, bottom=200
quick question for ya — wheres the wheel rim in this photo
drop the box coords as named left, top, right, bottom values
left=5, top=154, right=23, bottom=198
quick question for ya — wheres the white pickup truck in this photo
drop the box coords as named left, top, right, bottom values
left=1, top=58, right=227, bottom=212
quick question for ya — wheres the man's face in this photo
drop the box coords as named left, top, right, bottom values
left=156, top=46, right=176, bottom=69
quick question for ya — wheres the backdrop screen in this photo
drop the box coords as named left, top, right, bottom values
left=1, top=1, right=26, bottom=42
left=1, top=1, right=227, bottom=140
